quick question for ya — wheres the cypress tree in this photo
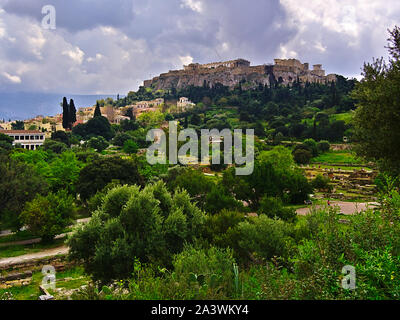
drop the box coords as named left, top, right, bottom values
left=62, top=97, right=69, bottom=129
left=94, top=102, right=102, bottom=118
left=69, top=99, right=77, bottom=129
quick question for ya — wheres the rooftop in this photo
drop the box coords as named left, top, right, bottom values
left=2, top=130, right=43, bottom=134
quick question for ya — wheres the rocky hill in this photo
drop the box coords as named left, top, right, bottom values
left=143, top=58, right=337, bottom=91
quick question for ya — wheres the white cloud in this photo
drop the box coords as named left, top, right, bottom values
left=179, top=55, right=193, bottom=66
left=314, top=41, right=327, bottom=53
left=2, top=72, right=21, bottom=84
left=181, top=0, right=204, bottom=13
left=62, top=47, right=85, bottom=64
left=279, top=45, right=298, bottom=59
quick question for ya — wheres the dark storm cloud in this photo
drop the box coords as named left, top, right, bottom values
left=0, top=0, right=398, bottom=95
left=2, top=0, right=134, bottom=31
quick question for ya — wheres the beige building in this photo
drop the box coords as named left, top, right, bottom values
left=2, top=130, right=46, bottom=150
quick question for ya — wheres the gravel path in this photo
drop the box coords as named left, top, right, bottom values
left=296, top=201, right=379, bottom=216
left=0, top=246, right=69, bottom=268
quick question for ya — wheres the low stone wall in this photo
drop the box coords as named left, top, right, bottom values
left=0, top=255, right=72, bottom=273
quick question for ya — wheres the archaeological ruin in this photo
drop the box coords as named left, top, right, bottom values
left=143, top=58, right=337, bottom=91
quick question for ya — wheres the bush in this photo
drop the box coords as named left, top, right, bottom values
left=42, top=140, right=68, bottom=154
left=303, top=138, right=319, bottom=157
left=172, top=245, right=236, bottom=298
left=123, top=139, right=139, bottom=154
left=20, top=191, right=75, bottom=242
left=311, top=174, right=332, bottom=192
left=258, top=196, right=297, bottom=221
left=237, top=215, right=293, bottom=262
left=203, top=210, right=246, bottom=247
left=68, top=182, right=206, bottom=284
left=51, top=131, right=70, bottom=146
left=293, top=148, right=312, bottom=164
left=112, top=132, right=131, bottom=147
left=317, top=140, right=330, bottom=153
left=86, top=136, right=109, bottom=152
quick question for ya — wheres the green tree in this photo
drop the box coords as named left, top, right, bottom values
left=72, top=116, right=114, bottom=141
left=112, top=132, right=131, bottom=147
left=352, top=26, right=400, bottom=174
left=94, top=102, right=102, bottom=117
left=317, top=140, right=330, bottom=153
left=20, top=191, right=75, bottom=242
left=123, top=139, right=138, bottom=154
left=303, top=138, right=319, bottom=157
left=67, top=182, right=206, bottom=283
left=87, top=136, right=109, bottom=152
left=293, top=148, right=312, bottom=164
left=62, top=97, right=69, bottom=129
left=69, top=99, right=77, bottom=128
left=11, top=120, right=24, bottom=130
left=0, top=154, right=48, bottom=229
left=258, top=196, right=297, bottom=221
left=75, top=156, right=144, bottom=201
left=51, top=131, right=70, bottom=146
left=0, top=133, right=13, bottom=152
left=236, top=215, right=293, bottom=262
left=42, top=139, right=68, bottom=154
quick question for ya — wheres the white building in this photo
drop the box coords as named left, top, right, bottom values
left=2, top=130, right=45, bottom=150
left=177, top=97, right=195, bottom=111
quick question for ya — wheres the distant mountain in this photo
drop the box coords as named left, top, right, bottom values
left=0, top=92, right=119, bottom=121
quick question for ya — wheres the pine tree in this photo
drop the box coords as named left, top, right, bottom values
left=69, top=99, right=77, bottom=129
left=94, top=102, right=102, bottom=118
left=62, top=97, right=69, bottom=129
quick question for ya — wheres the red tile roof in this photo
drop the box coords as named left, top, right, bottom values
left=2, top=130, right=43, bottom=134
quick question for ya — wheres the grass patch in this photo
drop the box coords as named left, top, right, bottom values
left=0, top=230, right=37, bottom=245
left=330, top=112, right=354, bottom=124
left=311, top=151, right=364, bottom=165
left=0, top=266, right=90, bottom=300
left=0, top=239, right=65, bottom=259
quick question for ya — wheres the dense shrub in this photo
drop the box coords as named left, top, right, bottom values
left=86, top=136, right=109, bottom=152
left=236, top=215, right=294, bottom=263
left=293, top=148, right=312, bottom=164
left=311, top=174, right=332, bottom=192
left=258, top=196, right=297, bottom=221
left=68, top=182, right=206, bottom=284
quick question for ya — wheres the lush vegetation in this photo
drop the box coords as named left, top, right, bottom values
left=1, top=27, right=400, bottom=302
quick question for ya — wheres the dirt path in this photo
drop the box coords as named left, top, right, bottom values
left=0, top=232, right=69, bottom=248
left=0, top=246, right=69, bottom=268
left=296, top=201, right=379, bottom=216
left=0, top=217, right=90, bottom=243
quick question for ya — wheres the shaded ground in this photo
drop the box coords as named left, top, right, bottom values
left=296, top=201, right=379, bottom=216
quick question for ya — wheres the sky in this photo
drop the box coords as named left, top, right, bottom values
left=0, top=0, right=399, bottom=95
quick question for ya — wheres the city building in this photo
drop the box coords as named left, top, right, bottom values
left=2, top=130, right=46, bottom=150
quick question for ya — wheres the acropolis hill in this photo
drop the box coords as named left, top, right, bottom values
left=143, top=58, right=337, bottom=90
